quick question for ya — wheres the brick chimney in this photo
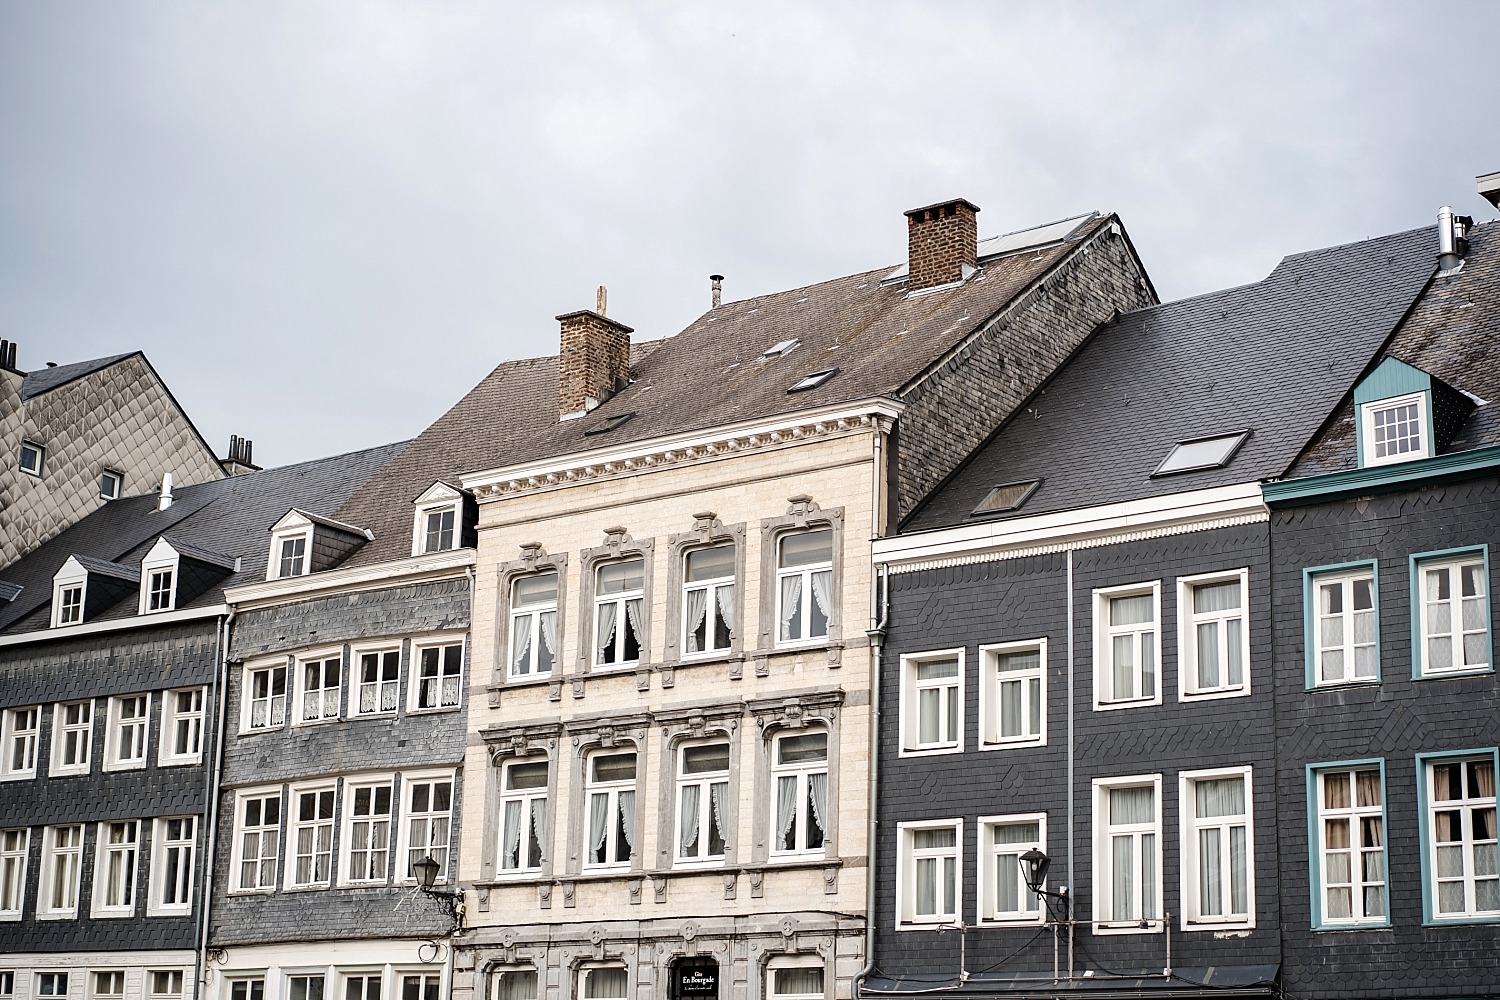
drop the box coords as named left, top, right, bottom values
left=904, top=198, right=980, bottom=291
left=558, top=301, right=634, bottom=418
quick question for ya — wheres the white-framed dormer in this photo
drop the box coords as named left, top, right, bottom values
left=267, top=511, right=315, bottom=581
left=51, top=558, right=89, bottom=628
left=411, top=481, right=464, bottom=557
left=1353, top=356, right=1477, bottom=468
left=138, top=538, right=181, bottom=615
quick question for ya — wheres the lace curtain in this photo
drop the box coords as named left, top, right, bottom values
left=775, top=776, right=797, bottom=849
left=501, top=800, right=522, bottom=869
left=596, top=603, right=617, bottom=662
left=779, top=576, right=802, bottom=640
left=810, top=570, right=832, bottom=619
left=589, top=793, right=608, bottom=861
left=679, top=785, right=700, bottom=855
left=686, top=588, right=708, bottom=654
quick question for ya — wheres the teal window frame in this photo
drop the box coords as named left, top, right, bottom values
left=1303, top=561, right=1381, bottom=691
left=1305, top=758, right=1390, bottom=930
left=1409, top=545, right=1493, bottom=680
left=1415, top=747, right=1500, bottom=925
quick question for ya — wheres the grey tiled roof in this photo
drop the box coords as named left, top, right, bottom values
left=286, top=508, right=373, bottom=539
left=1289, top=220, right=1500, bottom=476
left=160, top=536, right=239, bottom=571
left=905, top=223, right=1440, bottom=532
left=71, top=555, right=142, bottom=583
left=20, top=352, right=136, bottom=399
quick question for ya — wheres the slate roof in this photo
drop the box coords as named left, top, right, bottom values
left=70, top=555, right=142, bottom=583
left=905, top=224, right=1441, bottom=532
left=0, top=440, right=407, bottom=633
left=1289, top=219, right=1500, bottom=476
left=20, top=352, right=136, bottom=399
left=160, top=536, right=239, bottom=571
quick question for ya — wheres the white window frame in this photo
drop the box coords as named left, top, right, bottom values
left=227, top=977, right=267, bottom=1000
left=978, top=813, right=1046, bottom=925
left=1415, top=552, right=1491, bottom=677
left=774, top=529, right=833, bottom=647
left=104, top=693, right=151, bottom=771
left=1177, top=569, right=1251, bottom=701
left=593, top=559, right=645, bottom=670
left=509, top=573, right=559, bottom=681
left=0, top=827, right=29, bottom=920
left=1422, top=752, right=1499, bottom=922
left=148, top=816, right=196, bottom=915
left=682, top=543, right=736, bottom=658
left=1310, top=567, right=1379, bottom=687
left=497, top=758, right=549, bottom=876
left=895, top=819, right=962, bottom=929
left=93, top=972, right=126, bottom=1000
left=50, top=700, right=94, bottom=776
left=39, top=823, right=84, bottom=919
left=230, top=786, right=282, bottom=893
left=769, top=729, right=828, bottom=859
left=1313, top=765, right=1388, bottom=928
left=577, top=967, right=627, bottom=1000
left=410, top=635, right=465, bottom=712
left=979, top=639, right=1046, bottom=750
left=399, top=970, right=442, bottom=1000
left=582, top=751, right=638, bottom=871
left=340, top=776, right=395, bottom=886
left=673, top=740, right=731, bottom=868
left=91, top=819, right=140, bottom=917
left=285, top=781, right=337, bottom=890
left=148, top=971, right=187, bottom=1000
left=140, top=560, right=178, bottom=615
left=19, top=440, right=45, bottom=476
left=294, top=649, right=343, bottom=725
left=396, top=769, right=455, bottom=885
left=416, top=503, right=459, bottom=555
left=50, top=558, right=89, bottom=629
left=1093, top=582, right=1162, bottom=710
left=159, top=687, right=206, bottom=765
left=765, top=962, right=825, bottom=1000
left=1092, top=774, right=1163, bottom=934
left=490, top=968, right=538, bottom=1000
left=268, top=529, right=312, bottom=581
left=1, top=706, right=40, bottom=779
left=99, top=468, right=123, bottom=500
left=352, top=643, right=402, bottom=717
left=1361, top=391, right=1430, bottom=466
left=898, top=649, right=965, bottom=756
left=285, top=971, right=330, bottom=1000
left=35, top=974, right=69, bottom=999
left=340, top=972, right=382, bottom=1000
left=242, top=659, right=288, bottom=732
left=1179, top=765, right=1255, bottom=930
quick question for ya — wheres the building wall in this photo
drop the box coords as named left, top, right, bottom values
left=875, top=522, right=1278, bottom=979
left=0, top=950, right=197, bottom=1000
left=0, top=356, right=225, bottom=568
left=202, top=940, right=448, bottom=1000
left=1270, top=474, right=1500, bottom=998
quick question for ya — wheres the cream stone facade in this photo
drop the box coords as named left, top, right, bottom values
left=455, top=405, right=898, bottom=1000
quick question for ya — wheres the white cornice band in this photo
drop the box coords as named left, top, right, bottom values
left=0, top=604, right=229, bottom=648
left=224, top=549, right=476, bottom=609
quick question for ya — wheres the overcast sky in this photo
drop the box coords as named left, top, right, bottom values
left=3, top=1, right=1498, bottom=468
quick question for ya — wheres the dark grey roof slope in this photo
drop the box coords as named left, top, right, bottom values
left=0, top=440, right=407, bottom=633
left=1290, top=220, right=1500, bottom=476
left=21, top=352, right=135, bottom=399
left=160, top=537, right=238, bottom=571
left=71, top=555, right=141, bottom=583
left=906, top=224, right=1440, bottom=532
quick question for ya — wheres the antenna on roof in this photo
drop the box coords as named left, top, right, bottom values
left=596, top=285, right=608, bottom=317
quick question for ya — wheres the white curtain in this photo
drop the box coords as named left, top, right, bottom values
left=716, top=584, right=736, bottom=638
left=916, top=857, right=936, bottom=915
left=686, top=588, right=708, bottom=653
left=775, top=776, right=797, bottom=849
left=618, top=790, right=636, bottom=857
left=512, top=621, right=532, bottom=673
left=710, top=781, right=728, bottom=851
left=1140, top=633, right=1156, bottom=697
left=780, top=576, right=802, bottom=640
left=1229, top=826, right=1248, bottom=914
left=1225, top=619, right=1243, bottom=686
left=1110, top=786, right=1153, bottom=823
left=918, top=688, right=940, bottom=744
left=1197, top=622, right=1220, bottom=688
left=539, top=611, right=557, bottom=658
left=501, top=801, right=522, bottom=870
left=1196, top=778, right=1245, bottom=817
left=625, top=598, right=644, bottom=652
left=529, top=798, right=547, bottom=866
left=808, top=772, right=827, bottom=843
left=811, top=570, right=832, bottom=619
left=1000, top=679, right=1021, bottom=739
left=589, top=794, right=608, bottom=861
left=1112, top=636, right=1134, bottom=699
left=679, top=785, right=700, bottom=856
left=1199, top=829, right=1223, bottom=915
left=1111, top=835, right=1134, bottom=920
left=596, top=603, right=618, bottom=662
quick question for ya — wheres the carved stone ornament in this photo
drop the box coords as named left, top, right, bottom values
left=681, top=921, right=699, bottom=943
left=518, top=541, right=546, bottom=567
left=652, top=876, right=667, bottom=904
left=722, top=872, right=738, bottom=900
left=749, top=870, right=765, bottom=899
left=628, top=878, right=643, bottom=905
left=779, top=917, right=797, bottom=940
left=785, top=495, right=821, bottom=521
left=539, top=883, right=553, bottom=909
left=562, top=881, right=576, bottom=908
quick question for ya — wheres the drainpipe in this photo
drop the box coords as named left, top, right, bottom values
left=853, top=563, right=889, bottom=999
left=197, top=607, right=234, bottom=999
left=1065, top=549, right=1075, bottom=980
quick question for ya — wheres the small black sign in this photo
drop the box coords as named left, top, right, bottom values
left=678, top=969, right=718, bottom=995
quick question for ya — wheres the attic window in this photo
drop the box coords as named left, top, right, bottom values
left=1152, top=431, right=1250, bottom=477
left=971, top=479, right=1041, bottom=517
left=1360, top=392, right=1429, bottom=466
left=100, top=469, right=123, bottom=501
left=788, top=368, right=840, bottom=393
left=761, top=339, right=800, bottom=359
left=19, top=441, right=44, bottom=477
left=584, top=412, right=637, bottom=436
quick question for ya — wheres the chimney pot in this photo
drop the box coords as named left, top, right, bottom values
left=158, top=472, right=174, bottom=511
left=557, top=307, right=635, bottom=418
left=904, top=198, right=980, bottom=291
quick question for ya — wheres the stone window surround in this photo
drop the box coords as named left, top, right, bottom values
left=575, top=529, right=657, bottom=694
left=663, top=514, right=748, bottom=681
left=476, top=723, right=565, bottom=894
left=564, top=718, right=652, bottom=885
left=655, top=705, right=744, bottom=877
left=756, top=497, right=846, bottom=678
left=491, top=544, right=570, bottom=704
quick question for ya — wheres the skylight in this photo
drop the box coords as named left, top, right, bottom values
left=788, top=368, right=840, bottom=393
left=761, top=338, right=800, bottom=359
left=584, top=412, right=636, bottom=436
left=1152, top=431, right=1250, bottom=477
left=971, top=479, right=1041, bottom=517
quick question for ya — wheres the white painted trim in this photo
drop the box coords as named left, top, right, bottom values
left=1360, top=391, right=1431, bottom=467
left=897, top=648, right=966, bottom=758
left=1176, top=568, right=1252, bottom=703
left=102, top=693, right=151, bottom=772
left=0, top=606, right=228, bottom=648
left=392, top=768, right=458, bottom=885
left=976, top=812, right=1048, bottom=926
left=1091, top=773, right=1164, bottom=935
left=876, top=483, right=1267, bottom=572
left=894, top=818, right=964, bottom=930
left=138, top=538, right=181, bottom=615
left=1092, top=581, right=1163, bottom=712
left=225, top=551, right=474, bottom=608
left=977, top=638, right=1047, bottom=751
left=1178, top=764, right=1257, bottom=931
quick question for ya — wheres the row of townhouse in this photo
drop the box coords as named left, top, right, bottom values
left=1, top=177, right=1497, bottom=1000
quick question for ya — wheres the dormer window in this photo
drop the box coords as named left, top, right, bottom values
left=423, top=508, right=456, bottom=553
left=51, top=558, right=92, bottom=628
left=266, top=508, right=372, bottom=581
left=278, top=535, right=308, bottom=578
left=411, top=482, right=470, bottom=557
left=138, top=538, right=182, bottom=614
left=1351, top=357, right=1474, bottom=470
left=99, top=469, right=123, bottom=500
left=57, top=585, right=83, bottom=626
left=147, top=569, right=175, bottom=611
left=1361, top=393, right=1428, bottom=465
left=19, top=441, right=45, bottom=477
left=51, top=555, right=139, bottom=627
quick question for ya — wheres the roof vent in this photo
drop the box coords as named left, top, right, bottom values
left=0, top=339, right=18, bottom=374
left=222, top=435, right=261, bottom=476
left=158, top=472, right=174, bottom=511
left=1439, top=205, right=1473, bottom=273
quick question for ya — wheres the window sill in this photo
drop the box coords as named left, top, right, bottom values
left=1415, top=666, right=1495, bottom=681
left=90, top=909, right=134, bottom=920
left=157, top=757, right=204, bottom=768
left=282, top=883, right=332, bottom=893
left=349, top=710, right=399, bottom=721
left=895, top=918, right=955, bottom=932
left=977, top=915, right=1045, bottom=928
left=406, top=705, right=462, bottom=716
left=1093, top=697, right=1162, bottom=712
left=227, top=887, right=276, bottom=896
left=47, top=769, right=90, bottom=778
left=682, top=649, right=740, bottom=665
left=1307, top=678, right=1380, bottom=693
left=1092, top=921, right=1163, bottom=936
left=898, top=744, right=963, bottom=758
left=103, top=761, right=148, bottom=773
left=0, top=772, right=37, bottom=782
left=36, top=910, right=79, bottom=921
left=1178, top=687, right=1250, bottom=703
left=490, top=674, right=557, bottom=692
left=1181, top=919, right=1254, bottom=933
left=978, top=738, right=1045, bottom=752
left=1423, top=913, right=1500, bottom=926
left=292, top=717, right=343, bottom=728
left=145, top=907, right=193, bottom=918
left=0, top=912, right=20, bottom=922
left=1311, top=920, right=1391, bottom=932
left=240, top=725, right=288, bottom=737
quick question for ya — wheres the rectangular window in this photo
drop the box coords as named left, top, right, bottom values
left=424, top=507, right=456, bottom=553
left=278, top=535, right=308, bottom=578
left=344, top=974, right=382, bottom=1000
left=413, top=641, right=463, bottom=711
left=771, top=731, right=827, bottom=857
left=160, top=688, right=205, bottom=764
left=246, top=663, right=287, bottom=731
left=229, top=979, right=266, bottom=1000
left=58, top=585, right=84, bottom=625
left=1094, top=584, right=1160, bottom=708
left=150, top=817, right=195, bottom=913
left=147, top=568, right=175, bottom=611
left=510, top=573, right=558, bottom=679
left=777, top=530, right=832, bottom=644
left=1181, top=767, right=1254, bottom=926
left=1093, top=776, right=1161, bottom=931
left=37, top=974, right=68, bottom=998
left=99, top=469, right=123, bottom=501
left=684, top=544, right=735, bottom=656
left=105, top=694, right=149, bottom=770
left=19, top=441, right=44, bottom=477
left=343, top=781, right=394, bottom=885
left=981, top=641, right=1044, bottom=749
left=492, top=970, right=536, bottom=1000
left=1423, top=753, right=1498, bottom=921
left=1313, top=766, right=1386, bottom=927
left=401, top=974, right=441, bottom=1000
left=585, top=752, right=637, bottom=869
left=1416, top=552, right=1490, bottom=676
left=1, top=828, right=31, bottom=918
left=900, top=651, right=963, bottom=754
left=980, top=815, right=1045, bottom=924
left=401, top=775, right=453, bottom=882
left=94, top=972, right=125, bottom=1000
left=355, top=647, right=401, bottom=715
left=148, top=971, right=185, bottom=1000
left=297, top=653, right=343, bottom=723
left=93, top=820, right=139, bottom=916
left=675, top=742, right=730, bottom=865
left=1310, top=567, right=1378, bottom=686
left=580, top=969, right=625, bottom=1000
left=1, top=706, right=39, bottom=778
left=498, top=759, right=548, bottom=874
left=1179, top=570, right=1249, bottom=698
left=289, top=785, right=336, bottom=888
left=41, top=824, right=84, bottom=917
left=1363, top=393, right=1427, bottom=464
left=233, top=790, right=281, bottom=891
left=51, top=700, right=93, bottom=775
left=289, top=975, right=326, bottom=1000
left=767, top=968, right=823, bottom=1000
left=898, top=820, right=961, bottom=926
left=594, top=559, right=644, bottom=668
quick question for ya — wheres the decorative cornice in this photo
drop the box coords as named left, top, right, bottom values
left=1262, top=444, right=1500, bottom=507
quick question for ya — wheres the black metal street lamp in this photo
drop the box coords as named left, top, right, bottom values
left=1018, top=848, right=1070, bottom=922
left=414, top=855, right=466, bottom=935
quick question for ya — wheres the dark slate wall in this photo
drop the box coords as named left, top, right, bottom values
left=874, top=523, right=1278, bottom=980
left=1271, top=474, right=1500, bottom=999
left=0, top=620, right=219, bottom=954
